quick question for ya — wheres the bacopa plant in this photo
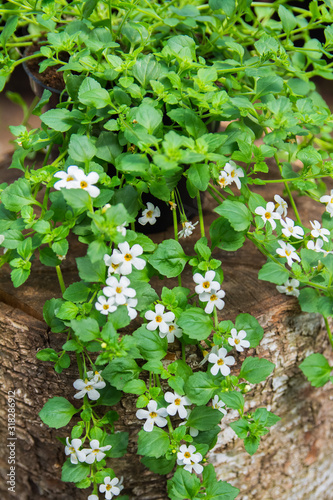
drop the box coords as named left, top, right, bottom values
left=1, top=0, right=333, bottom=498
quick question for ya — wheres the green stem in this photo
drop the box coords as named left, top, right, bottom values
left=172, top=191, right=182, bottom=287
left=196, top=192, right=205, bottom=238
left=181, top=342, right=186, bottom=362
left=214, top=308, right=218, bottom=330
left=56, top=265, right=66, bottom=294
left=324, top=317, right=333, bottom=351
left=274, top=153, right=302, bottom=225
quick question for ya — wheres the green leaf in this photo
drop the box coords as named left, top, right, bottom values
left=149, top=239, right=188, bottom=278
left=63, top=282, right=91, bottom=303
left=298, top=287, right=320, bottom=313
left=299, top=353, right=332, bottom=387
left=278, top=5, right=297, bottom=35
left=117, top=154, right=150, bottom=175
left=43, top=298, right=66, bottom=333
left=244, top=434, right=260, bottom=455
left=168, top=108, right=207, bottom=139
left=137, top=427, right=170, bottom=458
left=102, top=358, right=141, bottom=390
left=258, top=261, right=289, bottom=285
left=187, top=164, right=210, bottom=191
left=36, top=348, right=58, bottom=362
left=235, top=313, right=264, bottom=348
left=210, top=217, right=246, bottom=251
left=184, top=372, right=219, bottom=405
left=229, top=418, right=249, bottom=439
left=62, top=188, right=91, bottom=214
left=97, top=384, right=122, bottom=406
left=56, top=301, right=79, bottom=320
left=68, top=134, right=97, bottom=163
left=136, top=103, right=162, bottom=134
left=76, top=255, right=106, bottom=283
left=186, top=406, right=222, bottom=430
left=178, top=307, right=214, bottom=341
left=203, top=465, right=239, bottom=499
left=78, top=77, right=110, bottom=108
left=1, top=178, right=35, bottom=212
left=215, top=200, right=252, bottom=232
left=39, top=397, right=77, bottom=429
left=132, top=54, right=164, bottom=87
left=41, top=109, right=73, bottom=132
left=141, top=456, right=176, bottom=475
left=256, top=76, right=284, bottom=98
left=209, top=0, right=235, bottom=17
left=123, top=379, right=147, bottom=395
left=96, top=132, right=122, bottom=163
left=39, top=247, right=61, bottom=267
left=220, top=391, right=244, bottom=411
left=0, top=15, right=18, bottom=47
left=61, top=461, right=90, bottom=484
left=11, top=267, right=30, bottom=288
left=168, top=468, right=201, bottom=500
left=133, top=326, right=168, bottom=360
left=71, top=318, right=100, bottom=342
left=239, top=357, right=275, bottom=384
left=105, top=432, right=129, bottom=458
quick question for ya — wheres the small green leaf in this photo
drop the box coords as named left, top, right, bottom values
left=1, top=178, right=35, bottom=212
left=149, top=239, right=188, bottom=278
left=137, top=427, right=170, bottom=458
left=178, top=307, right=214, bottom=341
left=61, top=460, right=90, bottom=483
left=299, top=353, right=332, bottom=387
left=39, top=397, right=77, bottom=429
left=258, top=261, right=290, bottom=285
left=239, top=357, right=275, bottom=384
left=70, top=318, right=100, bottom=342
left=184, top=372, right=219, bottom=405
left=215, top=200, right=252, bottom=232
left=220, top=391, right=244, bottom=411
left=186, top=406, right=222, bottom=430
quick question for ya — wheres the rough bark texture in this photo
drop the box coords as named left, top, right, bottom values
left=1, top=158, right=333, bottom=500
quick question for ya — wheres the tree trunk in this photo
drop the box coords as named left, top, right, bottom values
left=0, top=158, right=333, bottom=500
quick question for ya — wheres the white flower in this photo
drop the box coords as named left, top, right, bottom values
left=136, top=400, right=168, bottom=432
left=71, top=169, right=100, bottom=198
left=280, top=217, right=304, bottom=239
left=103, top=276, right=136, bottom=305
left=164, top=391, right=191, bottom=419
left=276, top=240, right=301, bottom=267
left=178, top=221, right=198, bottom=238
left=53, top=165, right=80, bottom=190
left=125, top=297, right=138, bottom=320
left=104, top=254, right=121, bottom=275
left=0, top=235, right=5, bottom=245
left=99, top=476, right=123, bottom=500
left=217, top=171, right=231, bottom=189
left=177, top=444, right=203, bottom=475
left=255, top=202, right=281, bottom=230
left=162, top=322, right=183, bottom=343
left=145, top=304, right=175, bottom=334
left=310, top=220, right=330, bottom=242
left=86, top=370, right=104, bottom=383
left=179, top=410, right=199, bottom=437
left=223, top=161, right=244, bottom=189
left=116, top=223, right=127, bottom=237
left=73, top=376, right=106, bottom=401
left=320, top=190, right=333, bottom=216
left=95, top=295, right=117, bottom=315
left=84, top=440, right=111, bottom=464
left=193, top=270, right=220, bottom=295
left=65, top=438, right=86, bottom=464
left=88, top=494, right=99, bottom=500
left=211, top=395, right=227, bottom=416
left=276, top=279, right=300, bottom=298
left=199, top=288, right=225, bottom=314
left=228, top=328, right=250, bottom=352
left=274, top=194, right=288, bottom=217
left=307, top=239, right=325, bottom=253
left=110, top=242, right=146, bottom=275
left=208, top=347, right=235, bottom=377
left=138, top=202, right=161, bottom=226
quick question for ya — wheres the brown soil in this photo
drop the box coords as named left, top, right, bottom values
left=25, top=44, right=66, bottom=91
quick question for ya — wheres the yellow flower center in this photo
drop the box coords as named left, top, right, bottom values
left=86, top=385, right=93, bottom=391
left=169, top=325, right=175, bottom=332
left=116, top=286, right=122, bottom=294
left=103, top=304, right=109, bottom=310
left=231, top=170, right=236, bottom=178
left=184, top=452, right=191, bottom=458
left=111, top=263, right=119, bottom=270
left=174, top=398, right=181, bottom=405
left=124, top=253, right=132, bottom=261
left=234, top=338, right=240, bottom=344
left=80, top=180, right=88, bottom=188
left=285, top=250, right=291, bottom=256
left=155, top=315, right=163, bottom=323
left=202, top=281, right=210, bottom=289
left=146, top=210, right=153, bottom=218
left=217, top=358, right=224, bottom=365
left=67, top=175, right=74, bottom=182
left=265, top=211, right=271, bottom=219
left=149, top=411, right=157, bottom=418
left=69, top=447, right=75, bottom=453
left=287, top=286, right=293, bottom=292
left=106, top=485, right=112, bottom=491
left=92, top=448, right=100, bottom=454
left=210, top=294, right=217, bottom=302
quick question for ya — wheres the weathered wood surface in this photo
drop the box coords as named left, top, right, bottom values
left=1, top=158, right=333, bottom=500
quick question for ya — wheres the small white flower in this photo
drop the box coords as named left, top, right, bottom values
left=116, top=223, right=127, bottom=236
left=162, top=322, right=183, bottom=343
left=86, top=370, right=104, bottom=383
left=178, top=221, right=198, bottom=238
left=0, top=235, right=5, bottom=245
left=164, top=391, right=191, bottom=419
left=177, top=444, right=203, bottom=475
left=274, top=194, right=288, bottom=217
left=136, top=400, right=168, bottom=432
left=65, top=438, right=86, bottom=464
left=110, top=242, right=146, bottom=275
left=54, top=165, right=80, bottom=190
left=211, top=395, right=227, bottom=416
left=103, top=276, right=136, bottom=305
left=223, top=161, right=244, bottom=189
left=71, top=169, right=100, bottom=198
left=104, top=254, right=121, bottom=275
left=95, top=295, right=117, bottom=315
left=307, top=239, right=325, bottom=253
left=217, top=171, right=231, bottom=189
left=208, top=347, right=235, bottom=377
left=145, top=304, right=175, bottom=334
left=276, top=240, right=301, bottom=267
left=138, top=202, right=161, bottom=226
left=320, top=190, right=333, bottom=216
left=125, top=297, right=138, bottom=320
left=276, top=279, right=300, bottom=298
left=255, top=202, right=281, bottom=230
left=199, top=288, right=225, bottom=314
left=228, top=328, right=250, bottom=352
left=84, top=440, right=111, bottom=464
left=99, top=477, right=123, bottom=500
left=310, top=220, right=330, bottom=242
left=280, top=217, right=304, bottom=239
left=73, top=376, right=106, bottom=401
left=193, top=270, right=220, bottom=295
left=88, top=494, right=99, bottom=500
